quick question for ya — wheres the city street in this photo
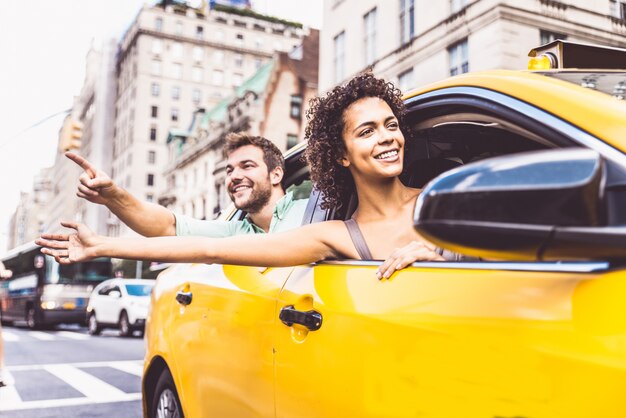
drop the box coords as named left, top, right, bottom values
left=0, top=324, right=144, bottom=417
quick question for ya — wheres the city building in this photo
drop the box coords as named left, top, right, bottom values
left=320, top=0, right=626, bottom=93
left=7, top=169, right=53, bottom=249
left=159, top=29, right=319, bottom=219
left=45, top=39, right=117, bottom=237
left=111, top=0, right=308, bottom=236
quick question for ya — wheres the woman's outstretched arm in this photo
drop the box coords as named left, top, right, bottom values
left=36, top=221, right=344, bottom=267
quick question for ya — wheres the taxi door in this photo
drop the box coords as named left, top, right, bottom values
left=273, top=261, right=626, bottom=418
left=166, top=263, right=294, bottom=418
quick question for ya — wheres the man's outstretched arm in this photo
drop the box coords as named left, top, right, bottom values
left=66, top=152, right=176, bottom=237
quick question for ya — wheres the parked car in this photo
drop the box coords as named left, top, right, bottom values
left=142, top=41, right=626, bottom=418
left=87, top=278, right=154, bottom=337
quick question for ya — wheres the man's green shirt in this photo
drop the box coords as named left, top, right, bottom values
left=174, top=191, right=308, bottom=237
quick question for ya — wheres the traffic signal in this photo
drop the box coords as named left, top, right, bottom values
left=59, top=117, right=84, bottom=152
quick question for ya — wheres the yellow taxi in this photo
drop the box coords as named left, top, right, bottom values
left=142, top=41, right=626, bottom=418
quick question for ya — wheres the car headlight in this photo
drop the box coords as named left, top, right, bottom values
left=41, top=301, right=57, bottom=310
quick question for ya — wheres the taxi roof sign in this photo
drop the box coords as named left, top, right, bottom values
left=528, top=40, right=626, bottom=70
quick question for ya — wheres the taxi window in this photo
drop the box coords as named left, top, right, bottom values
left=401, top=113, right=555, bottom=189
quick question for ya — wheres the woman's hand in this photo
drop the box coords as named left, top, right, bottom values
left=376, top=240, right=444, bottom=280
left=35, top=221, right=103, bottom=264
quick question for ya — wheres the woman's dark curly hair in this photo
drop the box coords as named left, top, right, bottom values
left=304, top=72, right=408, bottom=210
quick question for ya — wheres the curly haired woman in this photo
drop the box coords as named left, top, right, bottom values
left=36, top=73, right=444, bottom=279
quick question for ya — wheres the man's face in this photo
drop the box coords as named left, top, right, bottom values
left=225, top=145, right=273, bottom=213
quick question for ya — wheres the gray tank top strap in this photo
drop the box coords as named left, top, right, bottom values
left=344, top=218, right=373, bottom=260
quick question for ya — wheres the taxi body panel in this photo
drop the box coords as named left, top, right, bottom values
left=273, top=263, right=626, bottom=418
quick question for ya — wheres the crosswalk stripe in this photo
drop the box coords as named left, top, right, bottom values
left=0, top=393, right=141, bottom=412
left=109, top=361, right=144, bottom=377
left=2, top=331, right=19, bottom=342
left=54, top=330, right=90, bottom=340
left=27, top=331, right=55, bottom=341
left=44, top=364, right=128, bottom=400
left=0, top=370, right=21, bottom=403
left=7, top=359, right=143, bottom=372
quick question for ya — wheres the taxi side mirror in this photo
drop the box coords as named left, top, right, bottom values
left=109, top=290, right=122, bottom=298
left=413, top=148, right=626, bottom=260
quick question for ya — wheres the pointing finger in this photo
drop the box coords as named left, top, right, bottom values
left=65, top=152, right=96, bottom=178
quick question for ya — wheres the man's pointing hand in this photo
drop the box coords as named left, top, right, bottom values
left=66, top=152, right=116, bottom=205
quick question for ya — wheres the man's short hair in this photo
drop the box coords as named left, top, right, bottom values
left=224, top=132, right=284, bottom=172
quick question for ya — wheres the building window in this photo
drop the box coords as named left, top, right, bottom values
left=334, top=31, right=346, bottom=84
left=171, top=86, right=181, bottom=100
left=255, top=37, right=263, bottom=49
left=254, top=58, right=262, bottom=69
left=290, top=95, right=302, bottom=119
left=192, top=67, right=203, bottom=82
left=151, top=39, right=162, bottom=55
left=175, top=22, right=183, bottom=36
left=212, top=70, right=224, bottom=86
left=540, top=30, right=567, bottom=44
left=148, top=150, right=156, bottom=164
left=147, top=174, right=154, bottom=187
left=215, top=30, right=224, bottom=41
left=196, top=25, right=204, bottom=39
left=155, top=18, right=163, bottom=32
left=287, top=134, right=298, bottom=149
left=451, top=0, right=467, bottom=13
left=364, top=8, right=377, bottom=66
left=398, top=68, right=414, bottom=93
left=172, top=42, right=183, bottom=59
left=213, top=50, right=224, bottom=64
left=192, top=89, right=201, bottom=104
left=610, top=0, right=626, bottom=19
left=400, top=0, right=415, bottom=45
left=151, top=82, right=160, bottom=97
left=151, top=106, right=158, bottom=118
left=192, top=46, right=203, bottom=62
left=448, top=39, right=469, bottom=76
left=146, top=194, right=154, bottom=202
left=235, top=33, right=244, bottom=47
left=150, top=126, right=157, bottom=141
left=234, top=53, right=243, bottom=67
left=171, top=108, right=179, bottom=122
left=151, top=60, right=162, bottom=76
left=232, top=73, right=243, bottom=87
left=171, top=63, right=182, bottom=79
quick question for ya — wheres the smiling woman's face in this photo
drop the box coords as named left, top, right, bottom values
left=340, top=96, right=405, bottom=181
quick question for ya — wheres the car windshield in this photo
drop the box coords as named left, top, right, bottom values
left=125, top=283, right=153, bottom=296
left=51, top=257, right=113, bottom=284
left=542, top=71, right=626, bottom=99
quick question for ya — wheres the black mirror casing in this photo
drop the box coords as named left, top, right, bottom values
left=414, top=148, right=611, bottom=260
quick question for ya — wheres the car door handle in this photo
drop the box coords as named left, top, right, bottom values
left=175, top=291, right=192, bottom=306
left=279, top=305, right=322, bottom=331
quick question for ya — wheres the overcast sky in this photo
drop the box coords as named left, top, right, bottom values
left=0, top=0, right=322, bottom=252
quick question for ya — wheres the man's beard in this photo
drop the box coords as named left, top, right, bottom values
left=233, top=183, right=272, bottom=214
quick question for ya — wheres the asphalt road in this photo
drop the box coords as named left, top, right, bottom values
left=0, top=323, right=145, bottom=418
